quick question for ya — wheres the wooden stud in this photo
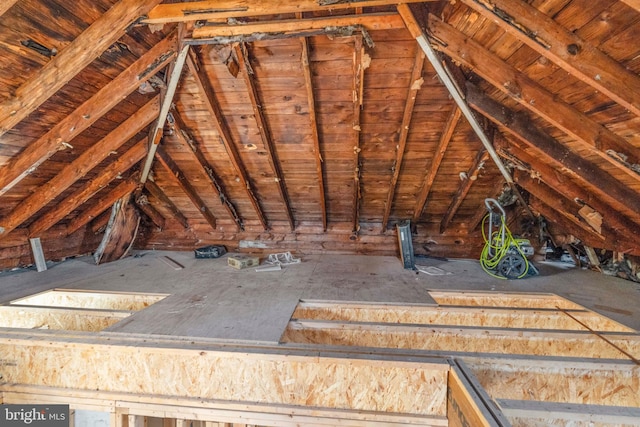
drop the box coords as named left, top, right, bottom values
left=169, top=110, right=243, bottom=230
left=28, top=238, right=46, bottom=272
left=0, top=34, right=176, bottom=197
left=66, top=179, right=139, bottom=236
left=382, top=49, right=425, bottom=231
left=0, top=1, right=18, bottom=17
left=427, top=14, right=640, bottom=181
left=300, top=38, right=327, bottom=231
left=0, top=98, right=158, bottom=239
left=0, top=0, right=163, bottom=136
left=144, top=0, right=435, bottom=24
left=440, top=149, right=490, bottom=233
left=460, top=0, right=640, bottom=119
left=186, top=50, right=268, bottom=230
left=144, top=179, right=190, bottom=230
left=155, top=146, right=217, bottom=230
left=234, top=43, right=295, bottom=231
left=352, top=35, right=365, bottom=235
left=465, top=83, right=640, bottom=224
left=140, top=43, right=191, bottom=183
left=135, top=193, right=167, bottom=230
left=192, top=13, right=404, bottom=39
left=413, top=107, right=462, bottom=223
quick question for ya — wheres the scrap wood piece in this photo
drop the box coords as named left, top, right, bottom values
left=160, top=256, right=184, bottom=270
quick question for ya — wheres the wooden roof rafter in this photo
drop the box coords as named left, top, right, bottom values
left=460, top=0, right=640, bottom=119
left=382, top=48, right=425, bottom=231
left=234, top=43, right=295, bottom=231
left=427, top=15, right=640, bottom=181
left=300, top=37, right=327, bottom=232
left=351, top=35, right=366, bottom=235
left=0, top=98, right=160, bottom=239
left=168, top=109, right=244, bottom=231
left=0, top=1, right=18, bottom=18
left=154, top=146, right=217, bottom=231
left=0, top=0, right=164, bottom=137
left=440, top=149, right=490, bottom=234
left=67, top=178, right=141, bottom=236
left=134, top=192, right=167, bottom=230
left=186, top=49, right=269, bottom=230
left=0, top=34, right=177, bottom=197
left=620, top=0, right=640, bottom=16
left=143, top=0, right=436, bottom=25
left=144, top=179, right=191, bottom=230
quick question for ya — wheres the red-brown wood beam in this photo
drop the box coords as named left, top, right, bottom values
left=134, top=193, right=167, bottom=230
left=300, top=38, right=327, bottom=232
left=352, top=35, right=365, bottom=235
left=0, top=35, right=176, bottom=196
left=466, top=179, right=505, bottom=232
left=440, top=149, right=489, bottom=233
left=144, top=0, right=435, bottom=25
left=0, top=0, right=163, bottom=136
left=169, top=109, right=243, bottom=230
left=155, top=146, right=217, bottom=230
left=234, top=43, right=295, bottom=231
left=66, top=178, right=140, bottom=236
left=144, top=179, right=190, bottom=230
left=412, top=106, right=462, bottom=223
left=38, top=140, right=148, bottom=238
left=427, top=14, right=640, bottom=180
left=2, top=98, right=158, bottom=239
left=460, top=0, right=640, bottom=119
left=382, top=49, right=425, bottom=231
left=0, top=1, right=18, bottom=17
left=496, top=135, right=640, bottom=239
left=466, top=82, right=640, bottom=224
left=186, top=49, right=268, bottom=230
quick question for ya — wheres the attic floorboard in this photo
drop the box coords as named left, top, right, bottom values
left=0, top=252, right=639, bottom=341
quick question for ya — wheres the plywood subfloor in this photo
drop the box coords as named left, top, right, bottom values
left=1, top=252, right=639, bottom=340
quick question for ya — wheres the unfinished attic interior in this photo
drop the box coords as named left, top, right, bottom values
left=1, top=0, right=640, bottom=426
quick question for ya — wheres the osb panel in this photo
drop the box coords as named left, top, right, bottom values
left=0, top=306, right=129, bottom=332
left=428, top=291, right=585, bottom=310
left=292, top=301, right=634, bottom=332
left=0, top=336, right=448, bottom=417
left=10, top=289, right=167, bottom=311
left=282, top=320, right=639, bottom=359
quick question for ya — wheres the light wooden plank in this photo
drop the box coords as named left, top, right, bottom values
left=144, top=0, right=435, bottom=24
left=0, top=305, right=131, bottom=332
left=28, top=237, right=46, bottom=272
left=427, top=290, right=584, bottom=309
left=0, top=0, right=163, bottom=136
left=621, top=0, right=640, bottom=12
left=461, top=0, right=640, bottom=119
left=0, top=34, right=176, bottom=197
left=0, top=0, right=18, bottom=18
left=2, top=98, right=158, bottom=239
left=10, top=288, right=167, bottom=310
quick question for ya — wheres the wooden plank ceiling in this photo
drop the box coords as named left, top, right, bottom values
left=0, top=0, right=639, bottom=268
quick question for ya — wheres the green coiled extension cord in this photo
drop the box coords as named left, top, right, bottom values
left=480, top=213, right=531, bottom=279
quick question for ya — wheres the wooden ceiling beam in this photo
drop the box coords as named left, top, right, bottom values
left=351, top=35, right=365, bottom=235
left=0, top=0, right=163, bottom=137
left=0, top=1, right=18, bottom=17
left=496, top=135, right=640, bottom=238
left=186, top=50, right=268, bottom=230
left=0, top=34, right=177, bottom=197
left=169, top=109, right=243, bottom=230
left=300, top=37, right=327, bottom=232
left=382, top=49, right=425, bottom=231
left=466, top=82, right=640, bottom=224
left=134, top=193, right=167, bottom=230
left=440, top=149, right=489, bottom=233
left=1, top=98, right=158, bottom=239
left=192, top=12, right=404, bottom=40
left=155, top=146, right=217, bottom=230
left=427, top=14, right=640, bottom=180
left=66, top=179, right=140, bottom=236
left=412, top=106, right=461, bottom=223
left=460, top=0, right=640, bottom=119
left=31, top=140, right=148, bottom=238
left=144, top=179, right=190, bottom=230
left=234, top=43, right=295, bottom=231
left=144, top=0, right=434, bottom=25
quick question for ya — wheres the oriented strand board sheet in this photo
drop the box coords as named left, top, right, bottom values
left=0, top=330, right=448, bottom=419
left=0, top=306, right=130, bottom=331
left=427, top=291, right=585, bottom=310
left=293, top=300, right=634, bottom=332
left=10, top=289, right=168, bottom=311
left=282, top=320, right=640, bottom=359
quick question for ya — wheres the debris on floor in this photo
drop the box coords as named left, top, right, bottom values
left=255, top=264, right=282, bottom=272
left=194, top=245, right=227, bottom=259
left=265, top=252, right=301, bottom=266
left=160, top=256, right=184, bottom=270
left=227, top=254, right=260, bottom=270
left=416, top=265, right=452, bottom=276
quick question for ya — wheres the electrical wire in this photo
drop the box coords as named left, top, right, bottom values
left=480, top=214, right=530, bottom=279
